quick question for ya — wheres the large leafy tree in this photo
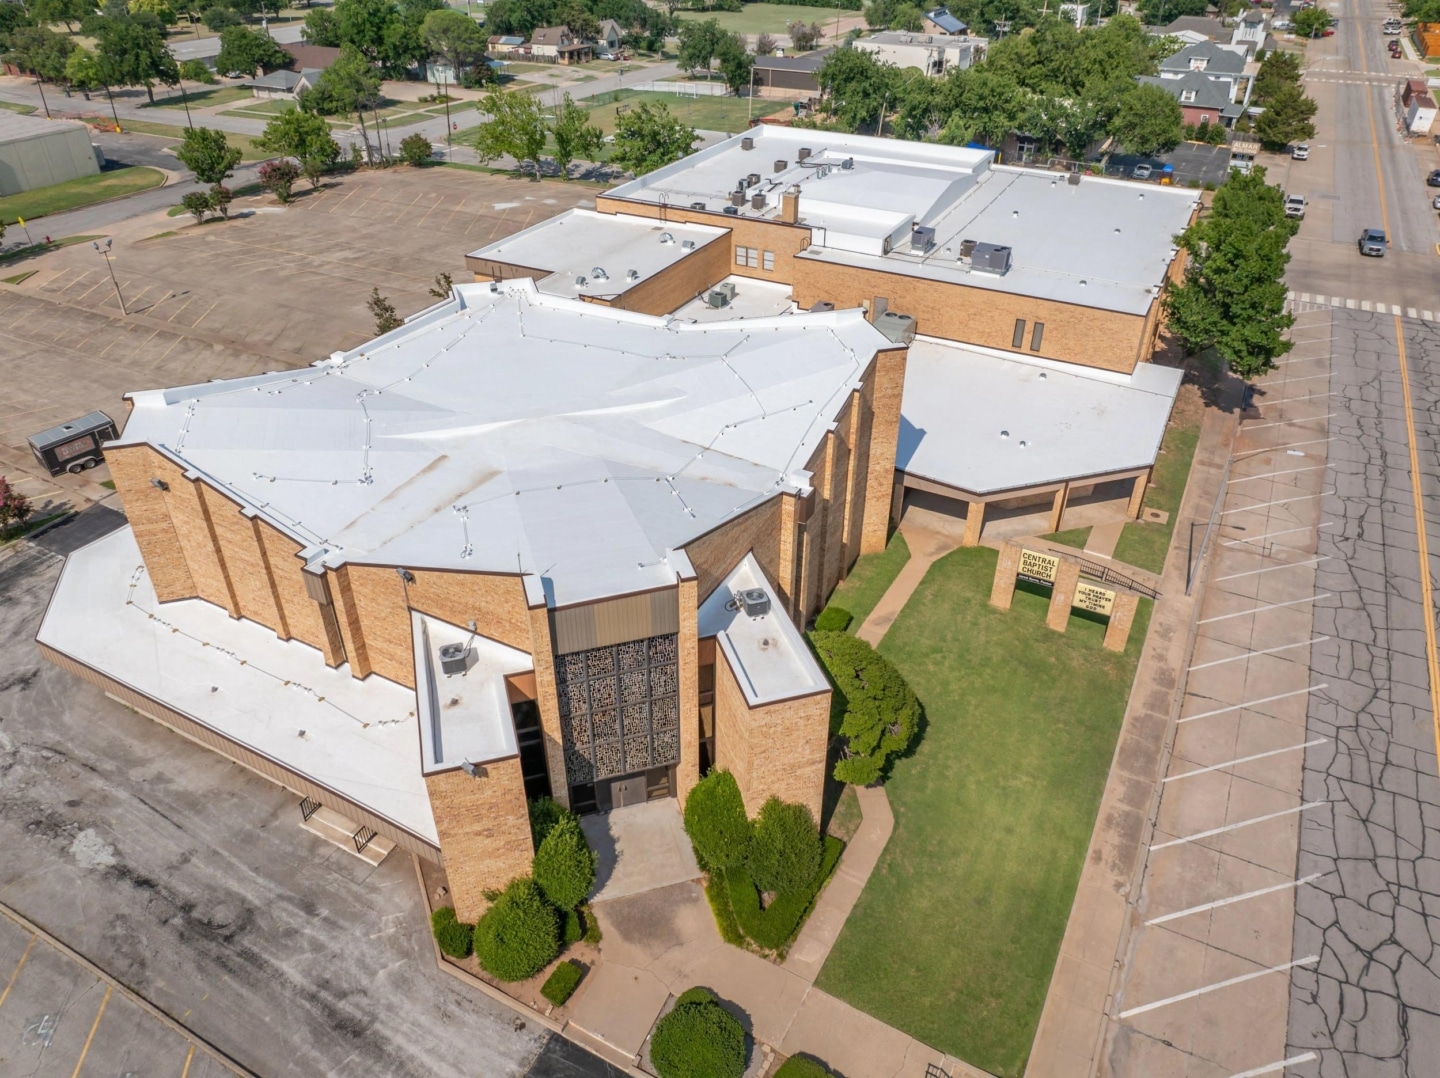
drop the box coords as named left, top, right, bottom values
left=608, top=100, right=698, bottom=174
left=1253, top=82, right=1317, bottom=151
left=420, top=8, right=486, bottom=79
left=1136, top=0, right=1208, bottom=22
left=27, top=0, right=95, bottom=33
left=1252, top=49, right=1302, bottom=104
left=817, top=47, right=901, bottom=133
left=95, top=14, right=177, bottom=103
left=936, top=66, right=1031, bottom=147
left=549, top=92, right=603, bottom=177
left=676, top=17, right=728, bottom=76
left=471, top=87, right=547, bottom=178
left=715, top=31, right=752, bottom=96
left=215, top=24, right=288, bottom=77
left=304, top=43, right=382, bottom=159
left=176, top=125, right=242, bottom=184
left=257, top=106, right=341, bottom=187
left=1164, top=167, right=1299, bottom=380
left=3, top=25, right=76, bottom=82
left=1292, top=7, right=1331, bottom=37
left=1110, top=81, right=1184, bottom=156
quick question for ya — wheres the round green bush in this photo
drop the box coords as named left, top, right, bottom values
left=683, top=770, right=752, bottom=871
left=747, top=797, right=821, bottom=895
left=814, top=606, right=853, bottom=632
left=774, top=1055, right=834, bottom=1078
left=808, top=630, right=920, bottom=786
left=534, top=814, right=597, bottom=910
left=473, top=878, right=559, bottom=982
left=430, top=906, right=474, bottom=959
left=649, top=988, right=747, bottom=1078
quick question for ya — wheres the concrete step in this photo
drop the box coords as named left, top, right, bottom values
left=300, top=805, right=395, bottom=866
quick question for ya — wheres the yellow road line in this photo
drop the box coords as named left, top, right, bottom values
left=70, top=983, right=113, bottom=1078
left=180, top=1044, right=196, bottom=1078
left=0, top=935, right=36, bottom=1010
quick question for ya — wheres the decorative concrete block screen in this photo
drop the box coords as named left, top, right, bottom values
left=557, top=633, right=680, bottom=785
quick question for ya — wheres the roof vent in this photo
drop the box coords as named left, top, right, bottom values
left=723, top=205, right=739, bottom=216
left=1067, top=171, right=1082, bottom=185
left=798, top=147, right=812, bottom=161
left=740, top=589, right=771, bottom=618
left=731, top=191, right=746, bottom=206
left=690, top=201, right=706, bottom=211
left=809, top=300, right=835, bottom=312
left=659, top=231, right=675, bottom=244
left=747, top=172, right=761, bottom=187
left=957, top=238, right=978, bottom=263
left=627, top=269, right=640, bottom=282
left=970, top=242, right=1012, bottom=275
left=681, top=239, right=696, bottom=250
left=438, top=642, right=471, bottom=676
left=841, top=157, right=854, bottom=170
left=774, top=159, right=788, bottom=173
left=741, top=136, right=754, bottom=150
left=575, top=275, right=588, bottom=287
left=591, top=266, right=609, bottom=281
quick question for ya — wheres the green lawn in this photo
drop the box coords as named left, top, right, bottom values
left=145, top=85, right=254, bottom=110
left=822, top=530, right=910, bottom=629
left=1041, top=526, right=1092, bottom=550
left=580, top=88, right=790, bottom=135
left=1111, top=418, right=1201, bottom=574
left=220, top=99, right=292, bottom=117
left=0, top=100, right=38, bottom=115
left=118, top=118, right=272, bottom=162
left=816, top=546, right=1151, bottom=1077
left=0, top=169, right=165, bottom=225
left=677, top=4, right=854, bottom=35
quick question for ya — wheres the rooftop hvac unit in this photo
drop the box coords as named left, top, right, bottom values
left=875, top=311, right=916, bottom=344
left=747, top=172, right=760, bottom=187
left=956, top=238, right=978, bottom=263
left=741, top=136, right=755, bottom=150
left=438, top=642, right=471, bottom=676
left=730, top=191, right=746, bottom=206
left=750, top=193, right=765, bottom=210
left=910, top=225, right=936, bottom=252
left=798, top=147, right=812, bottom=161
left=970, top=242, right=1012, bottom=275
left=774, top=159, right=788, bottom=173
left=723, top=205, right=739, bottom=216
left=690, top=201, right=707, bottom=210
left=707, top=281, right=738, bottom=308
left=841, top=157, right=854, bottom=170
left=1067, top=171, right=1081, bottom=186
left=739, top=589, right=770, bottom=618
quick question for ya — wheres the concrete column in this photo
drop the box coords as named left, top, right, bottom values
left=1048, top=483, right=1070, bottom=534
left=1104, top=592, right=1141, bottom=652
left=962, top=499, right=986, bottom=547
left=990, top=541, right=1022, bottom=610
left=1047, top=559, right=1081, bottom=632
left=675, top=576, right=701, bottom=807
left=1127, top=470, right=1150, bottom=519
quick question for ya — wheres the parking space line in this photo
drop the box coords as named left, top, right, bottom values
left=1164, top=740, right=1328, bottom=782
left=1189, top=638, right=1329, bottom=671
left=181, top=1044, right=195, bottom=1078
left=1145, top=872, right=1330, bottom=924
left=1198, top=594, right=1329, bottom=624
left=1117, top=956, right=1319, bottom=1019
left=1151, top=803, right=1326, bottom=850
left=1240, top=414, right=1336, bottom=430
left=1228, top=1053, right=1319, bottom=1077
left=1179, top=686, right=1329, bottom=724
left=1235, top=437, right=1333, bottom=458
left=70, top=983, right=113, bottom=1078
left=0, top=934, right=35, bottom=1010
left=1220, top=492, right=1332, bottom=516
left=1229, top=466, right=1326, bottom=484
left=1214, top=557, right=1330, bottom=581
left=1270, top=372, right=1332, bottom=384
left=1223, top=522, right=1336, bottom=547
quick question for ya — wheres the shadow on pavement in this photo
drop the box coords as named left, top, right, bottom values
left=526, top=1035, right=631, bottom=1078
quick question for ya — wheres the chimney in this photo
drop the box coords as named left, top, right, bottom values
left=781, top=185, right=800, bottom=224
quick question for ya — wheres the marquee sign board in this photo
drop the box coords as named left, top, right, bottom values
left=1018, top=549, right=1059, bottom=585
left=1074, top=581, right=1116, bottom=617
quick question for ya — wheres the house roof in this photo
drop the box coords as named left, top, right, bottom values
left=753, top=47, right=834, bottom=73
left=1160, top=40, right=1248, bottom=75
left=247, top=68, right=304, bottom=91
left=924, top=6, right=968, bottom=33
left=530, top=25, right=571, bottom=46
left=490, top=34, right=525, bottom=46
left=280, top=42, right=341, bottom=71
left=1139, top=72, right=1235, bottom=110
left=115, top=279, right=891, bottom=609
left=1160, top=15, right=1226, bottom=39
left=598, top=18, right=622, bottom=36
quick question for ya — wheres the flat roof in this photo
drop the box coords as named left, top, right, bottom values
left=117, top=279, right=888, bottom=608
left=0, top=112, right=90, bottom=145
left=697, top=553, right=830, bottom=706
left=896, top=336, right=1184, bottom=495
left=413, top=612, right=533, bottom=773
left=671, top=276, right=795, bottom=322
left=467, top=210, right=728, bottom=300
left=605, top=127, right=1198, bottom=316
left=38, top=526, right=437, bottom=845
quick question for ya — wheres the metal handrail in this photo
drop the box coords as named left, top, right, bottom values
left=299, top=796, right=322, bottom=822
left=1071, top=554, right=1162, bottom=601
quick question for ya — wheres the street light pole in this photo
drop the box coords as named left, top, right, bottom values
left=34, top=74, right=50, bottom=119
left=443, top=70, right=452, bottom=155
left=94, top=239, right=127, bottom=315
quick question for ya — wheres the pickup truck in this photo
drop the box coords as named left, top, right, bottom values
left=1285, top=195, right=1306, bottom=219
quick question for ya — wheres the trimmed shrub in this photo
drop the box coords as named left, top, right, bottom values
left=562, top=906, right=584, bottom=945
left=727, top=836, right=843, bottom=951
left=683, top=770, right=752, bottom=871
left=399, top=132, right=433, bottom=167
left=808, top=631, right=920, bottom=786
left=430, top=906, right=474, bottom=959
left=540, top=959, right=584, bottom=1006
left=473, top=878, right=559, bottom=982
left=704, top=873, right=746, bottom=947
left=529, top=796, right=572, bottom=846
left=533, top=815, right=597, bottom=910
left=813, top=606, right=853, bottom=632
left=747, top=797, right=821, bottom=895
left=774, top=1055, right=835, bottom=1078
left=650, top=988, right=747, bottom=1078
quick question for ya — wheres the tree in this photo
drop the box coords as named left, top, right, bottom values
left=0, top=477, right=34, bottom=540
left=65, top=46, right=106, bottom=91
left=4, top=26, right=77, bottom=83
left=420, top=8, right=486, bottom=79
left=368, top=287, right=402, bottom=333
left=682, top=770, right=752, bottom=871
left=1164, top=167, right=1298, bottom=379
left=208, top=182, right=233, bottom=218
left=180, top=190, right=212, bottom=223
left=1293, top=7, right=1331, bottom=37
left=787, top=19, right=823, bottom=51
left=1136, top=0, right=1207, bottom=20
left=202, top=4, right=243, bottom=32
left=754, top=31, right=776, bottom=57
left=1253, top=82, right=1317, bottom=151
left=1252, top=49, right=1302, bottom=105
left=817, top=47, right=899, bottom=133
left=472, top=877, right=561, bottom=983
left=398, top=131, right=432, bottom=166
left=129, top=0, right=177, bottom=26
left=608, top=100, right=698, bottom=174
left=471, top=88, right=547, bottom=178
left=1110, top=81, right=1183, bottom=156
left=257, top=107, right=341, bottom=187
left=677, top=17, right=727, bottom=75
left=936, top=66, right=1031, bottom=147
left=215, top=25, right=288, bottom=77
left=428, top=271, right=454, bottom=299
left=301, top=3, right=340, bottom=44
left=95, top=15, right=177, bottom=103
left=176, top=126, right=241, bottom=184
left=532, top=815, right=596, bottom=910
left=178, top=58, right=217, bottom=83
left=747, top=798, right=821, bottom=895
left=809, top=631, right=920, bottom=786
left=715, top=31, right=752, bottom=96
left=258, top=158, right=301, bottom=201
left=550, top=92, right=603, bottom=177
left=26, top=0, right=94, bottom=33
left=305, top=45, right=382, bottom=160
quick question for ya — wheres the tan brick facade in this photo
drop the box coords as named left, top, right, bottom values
left=713, top=647, right=829, bottom=823
left=425, top=759, right=535, bottom=921
left=105, top=444, right=195, bottom=602
left=861, top=346, right=907, bottom=553
left=676, top=576, right=701, bottom=805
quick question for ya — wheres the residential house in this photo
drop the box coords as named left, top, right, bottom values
left=247, top=67, right=326, bottom=100
left=1138, top=71, right=1241, bottom=127
left=1156, top=40, right=1251, bottom=111
left=854, top=32, right=986, bottom=76
left=529, top=25, right=593, bottom=64
left=598, top=18, right=624, bottom=53
left=1159, top=15, right=1227, bottom=44
left=922, top=6, right=968, bottom=34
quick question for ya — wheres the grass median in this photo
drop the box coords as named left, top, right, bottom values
left=0, top=169, right=165, bottom=224
left=815, top=545, right=1151, bottom=1077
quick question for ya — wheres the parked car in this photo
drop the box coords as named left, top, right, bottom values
left=1273, top=17, right=1293, bottom=29
left=1432, top=193, right=1440, bottom=210
left=1132, top=163, right=1153, bottom=180
left=1383, top=19, right=1403, bottom=34
left=1358, top=228, right=1388, bottom=256
left=1428, top=169, right=1440, bottom=187
left=1292, top=143, right=1310, bottom=160
left=1285, top=195, right=1306, bottom=218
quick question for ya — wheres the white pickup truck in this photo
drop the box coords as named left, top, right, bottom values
left=1284, top=195, right=1306, bottom=219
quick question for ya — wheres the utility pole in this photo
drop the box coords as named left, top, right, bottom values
left=442, top=69, right=452, bottom=155
left=747, top=62, right=755, bottom=122
left=34, top=73, right=50, bottom=119
left=94, top=239, right=127, bottom=315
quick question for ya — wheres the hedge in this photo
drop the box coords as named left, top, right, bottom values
left=650, top=988, right=748, bottom=1078
left=430, top=906, right=474, bottom=959
left=540, top=959, right=585, bottom=1006
left=808, top=630, right=921, bottom=785
left=747, top=797, right=822, bottom=895
left=683, top=770, right=752, bottom=870
left=774, top=1056, right=835, bottom=1078
left=534, top=814, right=597, bottom=911
left=529, top=796, right=573, bottom=846
left=473, top=878, right=560, bottom=982
left=813, top=606, right=853, bottom=632
left=726, top=835, right=843, bottom=951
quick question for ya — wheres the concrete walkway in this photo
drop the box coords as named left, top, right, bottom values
left=1083, top=519, right=1126, bottom=560
left=856, top=513, right=965, bottom=646
left=1025, top=387, right=1243, bottom=1077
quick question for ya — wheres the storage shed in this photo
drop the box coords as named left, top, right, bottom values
left=0, top=113, right=101, bottom=197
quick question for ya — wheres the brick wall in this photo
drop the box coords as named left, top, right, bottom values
left=676, top=576, right=700, bottom=805
left=713, top=648, right=829, bottom=823
left=525, top=603, right=571, bottom=811
left=425, top=758, right=535, bottom=921
left=615, top=237, right=731, bottom=316
left=683, top=497, right=783, bottom=606
left=105, top=444, right=195, bottom=602
left=201, top=486, right=282, bottom=631
left=861, top=346, right=907, bottom=553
